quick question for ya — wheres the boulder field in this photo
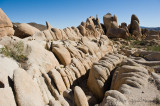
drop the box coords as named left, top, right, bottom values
left=0, top=8, right=160, bottom=106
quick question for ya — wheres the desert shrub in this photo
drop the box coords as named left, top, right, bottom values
left=132, top=40, right=145, bottom=45
left=0, top=41, right=27, bottom=62
left=147, top=45, right=160, bottom=52
left=126, top=36, right=134, bottom=41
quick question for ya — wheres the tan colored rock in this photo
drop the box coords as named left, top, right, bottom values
left=78, top=25, right=86, bottom=36
left=87, top=54, right=124, bottom=100
left=43, top=29, right=53, bottom=41
left=129, top=14, right=142, bottom=38
left=14, top=68, right=45, bottom=106
left=131, top=14, right=139, bottom=23
left=37, top=76, right=54, bottom=104
left=103, top=13, right=118, bottom=33
left=0, top=87, right=16, bottom=106
left=51, top=28, right=62, bottom=40
left=49, top=69, right=67, bottom=95
left=111, top=65, right=148, bottom=93
left=87, top=64, right=110, bottom=100
left=31, top=31, right=47, bottom=41
left=60, top=29, right=68, bottom=40
left=49, top=99, right=61, bottom=106
left=25, top=41, right=59, bottom=77
left=46, top=21, right=53, bottom=29
left=52, top=44, right=71, bottom=66
left=72, top=58, right=86, bottom=76
left=0, top=53, right=19, bottom=87
left=100, top=90, right=128, bottom=106
left=0, top=8, right=14, bottom=37
left=56, top=67, right=70, bottom=89
left=103, top=13, right=129, bottom=39
left=67, top=44, right=82, bottom=59
left=74, top=86, right=89, bottom=106
left=63, top=27, right=79, bottom=41
left=71, top=26, right=82, bottom=37
left=14, top=23, right=40, bottom=38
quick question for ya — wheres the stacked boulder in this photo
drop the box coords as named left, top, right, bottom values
left=103, top=13, right=130, bottom=39
left=0, top=8, right=14, bottom=37
left=20, top=15, right=104, bottom=42
left=13, top=23, right=40, bottom=38
left=128, top=14, right=142, bottom=39
left=78, top=15, right=104, bottom=39
left=87, top=53, right=125, bottom=101
left=0, top=13, right=113, bottom=105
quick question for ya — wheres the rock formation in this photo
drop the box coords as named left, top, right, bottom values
left=0, top=8, right=14, bottom=37
left=0, top=8, right=160, bottom=106
left=129, top=14, right=142, bottom=39
left=103, top=13, right=130, bottom=39
left=14, top=23, right=40, bottom=38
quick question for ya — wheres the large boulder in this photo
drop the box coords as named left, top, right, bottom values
left=49, top=69, right=67, bottom=95
left=78, top=15, right=104, bottom=39
left=74, top=86, right=89, bottom=106
left=87, top=54, right=124, bottom=101
left=52, top=44, right=71, bottom=66
left=0, top=50, right=19, bottom=87
left=100, top=90, right=128, bottom=106
left=14, top=23, right=40, bottom=38
left=103, top=13, right=129, bottom=39
left=24, top=41, right=59, bottom=77
left=0, top=87, right=17, bottom=106
left=129, top=14, right=142, bottom=38
left=103, top=13, right=118, bottom=33
left=111, top=64, right=149, bottom=93
left=14, top=68, right=45, bottom=106
left=0, top=8, right=14, bottom=37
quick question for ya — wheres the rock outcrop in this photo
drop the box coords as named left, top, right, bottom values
left=103, top=13, right=129, bottom=39
left=87, top=53, right=125, bottom=101
left=129, top=14, right=142, bottom=39
left=14, top=68, right=45, bottom=106
left=0, top=9, right=160, bottom=106
left=74, top=86, right=89, bottom=106
left=14, top=23, right=40, bottom=38
left=100, top=90, right=128, bottom=106
left=0, top=8, right=14, bottom=37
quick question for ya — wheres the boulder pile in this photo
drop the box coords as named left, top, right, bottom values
left=0, top=8, right=160, bottom=106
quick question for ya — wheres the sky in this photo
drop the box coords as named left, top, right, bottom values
left=0, top=0, right=160, bottom=29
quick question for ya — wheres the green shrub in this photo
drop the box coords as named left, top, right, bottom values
left=147, top=45, right=160, bottom=52
left=0, top=41, right=28, bottom=62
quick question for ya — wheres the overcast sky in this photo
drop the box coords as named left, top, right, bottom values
left=0, top=0, right=160, bottom=29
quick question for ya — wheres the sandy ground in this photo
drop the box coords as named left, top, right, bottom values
left=125, top=76, right=160, bottom=106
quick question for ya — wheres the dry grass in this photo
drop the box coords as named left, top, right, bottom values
left=0, top=41, right=27, bottom=62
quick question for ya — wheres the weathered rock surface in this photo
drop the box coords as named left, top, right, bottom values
left=111, top=64, right=149, bottom=93
left=0, top=8, right=14, bottom=37
left=0, top=52, right=19, bottom=86
left=14, top=23, right=40, bottom=38
left=74, top=86, right=89, bottom=106
left=0, top=87, right=17, bottom=106
left=52, top=44, right=71, bottom=66
left=49, top=69, right=67, bottom=95
left=103, top=13, right=129, bottom=39
left=129, top=14, right=142, bottom=39
left=100, top=90, right=128, bottom=106
left=14, top=68, right=45, bottom=106
left=0, top=11, right=159, bottom=106
left=87, top=53, right=124, bottom=101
